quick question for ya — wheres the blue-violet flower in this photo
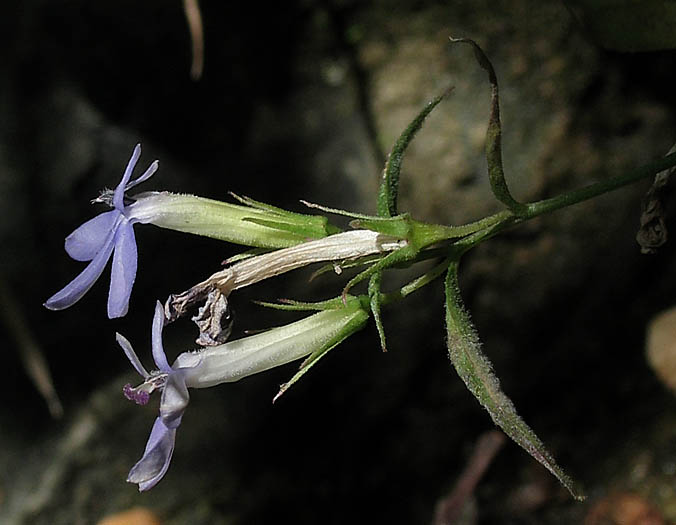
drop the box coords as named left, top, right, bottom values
left=119, top=300, right=368, bottom=490
left=45, top=144, right=340, bottom=318
left=44, top=144, right=158, bottom=318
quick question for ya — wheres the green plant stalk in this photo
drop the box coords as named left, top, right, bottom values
left=361, top=150, right=676, bottom=300
left=449, top=151, right=676, bottom=255
left=524, top=151, right=676, bottom=217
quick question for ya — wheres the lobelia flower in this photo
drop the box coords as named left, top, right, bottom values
left=44, top=144, right=159, bottom=318
left=119, top=300, right=368, bottom=491
left=45, top=144, right=337, bottom=319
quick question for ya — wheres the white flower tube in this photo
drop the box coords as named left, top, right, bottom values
left=214, top=229, right=407, bottom=294
left=177, top=304, right=369, bottom=388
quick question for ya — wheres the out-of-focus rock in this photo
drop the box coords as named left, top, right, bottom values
left=584, top=492, right=665, bottom=525
left=97, top=507, right=161, bottom=525
left=646, top=306, right=676, bottom=393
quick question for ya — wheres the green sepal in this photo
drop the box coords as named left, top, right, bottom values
left=241, top=216, right=335, bottom=240
left=231, top=192, right=341, bottom=237
left=300, top=200, right=379, bottom=220
left=350, top=215, right=413, bottom=240
left=308, top=255, right=382, bottom=281
left=254, top=295, right=360, bottom=312
left=273, top=301, right=369, bottom=402
left=231, top=192, right=325, bottom=221
left=352, top=215, right=482, bottom=251
left=378, top=87, right=453, bottom=217
left=444, top=260, right=584, bottom=500
left=381, top=259, right=450, bottom=306
left=341, top=244, right=419, bottom=300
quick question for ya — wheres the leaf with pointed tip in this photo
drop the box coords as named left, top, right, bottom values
left=377, top=88, right=453, bottom=217
left=444, top=261, right=584, bottom=500
left=369, top=273, right=387, bottom=351
left=449, top=38, right=526, bottom=215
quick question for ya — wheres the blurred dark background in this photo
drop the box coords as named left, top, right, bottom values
left=1, top=1, right=676, bottom=523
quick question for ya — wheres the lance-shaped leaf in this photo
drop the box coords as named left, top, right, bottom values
left=377, top=87, right=453, bottom=217
left=368, top=273, right=387, bottom=351
left=449, top=38, right=526, bottom=216
left=444, top=261, right=584, bottom=500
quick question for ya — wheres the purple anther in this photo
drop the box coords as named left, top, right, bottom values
left=123, top=383, right=150, bottom=405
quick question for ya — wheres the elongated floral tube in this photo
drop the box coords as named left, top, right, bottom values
left=220, top=229, right=406, bottom=292
left=128, top=192, right=334, bottom=249
left=177, top=305, right=369, bottom=388
left=168, top=229, right=407, bottom=317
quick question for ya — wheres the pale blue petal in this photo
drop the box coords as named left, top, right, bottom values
left=127, top=417, right=177, bottom=491
left=65, top=210, right=120, bottom=261
left=125, top=160, right=159, bottom=192
left=159, top=373, right=189, bottom=429
left=113, top=144, right=141, bottom=211
left=152, top=301, right=171, bottom=373
left=116, top=332, right=149, bottom=378
left=107, top=220, right=137, bottom=319
left=44, top=228, right=116, bottom=310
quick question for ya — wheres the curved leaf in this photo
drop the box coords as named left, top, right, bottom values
left=444, top=261, right=584, bottom=500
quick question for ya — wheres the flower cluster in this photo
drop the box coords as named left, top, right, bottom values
left=45, top=39, right=607, bottom=500
left=45, top=145, right=390, bottom=490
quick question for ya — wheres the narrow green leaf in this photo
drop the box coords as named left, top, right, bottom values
left=444, top=261, right=584, bottom=500
left=368, top=273, right=387, bottom=351
left=377, top=87, right=453, bottom=217
left=449, top=38, right=526, bottom=216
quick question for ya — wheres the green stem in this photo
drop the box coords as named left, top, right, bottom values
left=381, top=259, right=450, bottom=306
left=524, top=151, right=676, bottom=218
left=411, top=211, right=511, bottom=248
left=280, top=151, right=676, bottom=310
left=451, top=151, right=676, bottom=254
